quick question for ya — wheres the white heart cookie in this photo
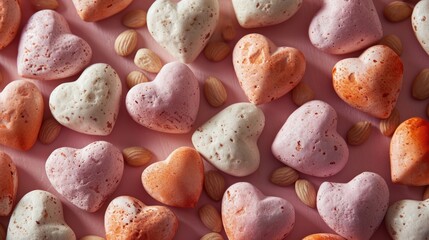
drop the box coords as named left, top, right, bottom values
left=49, top=63, right=122, bottom=136
left=192, top=102, right=265, bottom=177
left=147, top=0, right=219, bottom=63
left=412, top=0, right=429, bottom=56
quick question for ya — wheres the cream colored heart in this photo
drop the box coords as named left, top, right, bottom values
left=412, top=0, right=429, bottom=56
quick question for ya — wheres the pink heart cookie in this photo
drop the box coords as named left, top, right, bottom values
left=105, top=196, right=179, bottom=240
left=17, top=10, right=92, bottom=80
left=72, top=0, right=133, bottom=22
left=272, top=100, right=349, bottom=177
left=222, top=182, right=295, bottom=240
left=0, top=0, right=21, bottom=49
left=0, top=152, right=17, bottom=216
left=45, top=141, right=124, bottom=212
left=233, top=33, right=306, bottom=105
left=317, top=172, right=389, bottom=240
left=126, top=62, right=200, bottom=134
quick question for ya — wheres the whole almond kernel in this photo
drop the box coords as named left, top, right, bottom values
left=204, top=76, right=227, bottom=107
left=204, top=170, right=226, bottom=201
left=30, top=0, right=59, bottom=10
left=199, top=204, right=223, bottom=233
left=379, top=108, right=400, bottom=137
left=126, top=71, right=148, bottom=89
left=379, top=34, right=403, bottom=56
left=122, top=9, right=147, bottom=28
left=347, top=121, right=372, bottom=146
left=383, top=1, right=412, bottom=22
left=0, top=223, right=5, bottom=240
left=204, top=41, right=231, bottom=62
left=270, top=166, right=299, bottom=187
left=114, top=29, right=138, bottom=57
left=200, top=232, right=224, bottom=240
left=295, top=179, right=317, bottom=208
left=412, top=69, right=429, bottom=100
left=38, top=118, right=62, bottom=144
left=291, top=82, right=315, bottom=106
left=222, top=24, right=236, bottom=41
left=122, top=146, right=152, bottom=167
left=79, top=236, right=105, bottom=240
left=423, top=186, right=429, bottom=200
left=134, top=48, right=163, bottom=73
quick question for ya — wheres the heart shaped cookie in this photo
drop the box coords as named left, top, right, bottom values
left=303, top=233, right=345, bottom=240
left=0, top=0, right=21, bottom=49
left=105, top=196, right=179, bottom=240
left=317, top=172, right=389, bottom=240
left=45, top=141, right=124, bottom=212
left=233, top=33, right=306, bottom=105
left=50, top=63, right=122, bottom=136
left=147, top=0, right=219, bottom=63
left=272, top=100, right=348, bottom=177
left=333, top=45, right=403, bottom=119
left=0, top=80, right=44, bottom=151
left=192, top=102, right=265, bottom=177
left=390, top=117, right=429, bottom=186
left=17, top=10, right=92, bottom=80
left=222, top=182, right=295, bottom=240
left=126, top=62, right=199, bottom=134
left=385, top=199, right=429, bottom=240
left=72, top=0, right=133, bottom=22
left=142, top=147, right=204, bottom=208
left=0, top=152, right=17, bottom=216
left=309, top=0, right=383, bottom=54
left=412, top=0, right=429, bottom=56
left=232, top=0, right=302, bottom=28
left=7, top=190, right=76, bottom=239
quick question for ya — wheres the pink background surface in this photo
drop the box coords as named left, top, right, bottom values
left=0, top=0, right=427, bottom=239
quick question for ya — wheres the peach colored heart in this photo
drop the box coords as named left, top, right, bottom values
left=105, top=196, right=179, bottom=240
left=0, top=0, right=21, bottom=49
left=0, top=80, right=44, bottom=151
left=233, top=33, right=306, bottom=105
left=71, top=0, right=133, bottom=22
left=0, top=152, right=17, bottom=216
left=142, top=147, right=204, bottom=208
left=390, top=117, right=429, bottom=186
left=333, top=45, right=403, bottom=119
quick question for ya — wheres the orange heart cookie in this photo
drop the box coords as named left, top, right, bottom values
left=71, top=0, right=133, bottom=22
left=0, top=80, right=44, bottom=151
left=390, top=117, right=429, bottom=186
left=0, top=0, right=21, bottom=49
left=233, top=33, right=306, bottom=105
left=332, top=45, right=403, bottom=119
left=303, top=233, right=346, bottom=240
left=141, top=147, right=204, bottom=208
left=0, top=152, right=17, bottom=216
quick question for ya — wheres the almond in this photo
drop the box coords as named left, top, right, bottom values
left=204, top=76, right=227, bottom=107
left=222, top=24, right=236, bottom=41
left=30, top=0, right=59, bottom=10
left=379, top=34, right=403, bottom=56
left=79, top=236, right=105, bottom=240
left=200, top=232, right=224, bottom=240
left=292, top=82, right=315, bottom=106
left=204, top=41, right=231, bottom=62
left=122, top=146, right=152, bottom=167
left=379, top=108, right=400, bottom=137
left=134, top=48, right=163, bottom=73
left=126, top=71, right=148, bottom=89
left=38, top=118, right=62, bottom=144
left=423, top=186, right=429, bottom=200
left=204, top=170, right=226, bottom=201
left=122, top=9, right=147, bottom=28
left=347, top=121, right=372, bottom=146
left=412, top=68, right=429, bottom=100
left=383, top=1, right=412, bottom=22
left=295, top=179, right=317, bottom=208
left=0, top=223, right=5, bottom=240
left=270, top=166, right=299, bottom=187
left=114, top=29, right=138, bottom=57
left=199, top=204, right=223, bottom=232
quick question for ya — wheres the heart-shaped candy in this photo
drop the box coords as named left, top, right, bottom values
left=233, top=33, right=306, bottom=105
left=17, top=10, right=92, bottom=80
left=105, top=196, right=179, bottom=240
left=192, top=102, right=265, bottom=177
left=0, top=152, right=17, bottom=216
left=390, top=117, right=429, bottom=186
left=7, top=190, right=76, bottom=239
left=385, top=199, right=429, bottom=239
left=45, top=141, right=124, bottom=212
left=317, top=172, right=389, bottom=240
left=412, top=0, right=429, bottom=56
left=232, top=0, right=302, bottom=28
left=309, top=0, right=383, bottom=54
left=272, top=100, right=349, bottom=177
left=222, top=182, right=295, bottom=240
left=303, top=233, right=345, bottom=240
left=142, top=147, right=204, bottom=208
left=50, top=63, right=122, bottom=136
left=147, top=0, right=219, bottom=63
left=0, top=0, right=21, bottom=49
left=72, top=0, right=133, bottom=22
left=333, top=45, right=403, bottom=119
left=126, top=62, right=199, bottom=134
left=0, top=80, right=44, bottom=151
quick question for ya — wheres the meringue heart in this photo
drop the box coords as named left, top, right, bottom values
left=412, top=0, right=429, bottom=56
left=0, top=152, right=17, bottom=216
left=0, top=0, right=21, bottom=49
left=71, top=0, right=133, bottom=22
